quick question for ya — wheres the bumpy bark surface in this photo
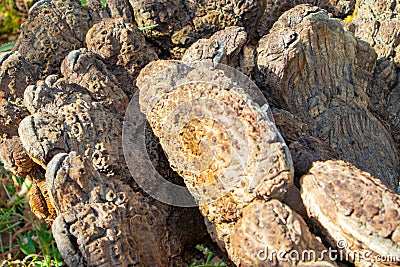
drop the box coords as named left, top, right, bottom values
left=85, top=18, right=159, bottom=96
left=86, top=0, right=133, bottom=22
left=19, top=75, right=123, bottom=173
left=60, top=49, right=129, bottom=115
left=230, top=199, right=335, bottom=266
left=19, top=50, right=212, bottom=266
left=47, top=152, right=173, bottom=266
left=272, top=108, right=308, bottom=143
left=130, top=0, right=265, bottom=57
left=0, top=52, right=37, bottom=138
left=12, top=0, right=91, bottom=78
left=301, top=160, right=400, bottom=267
left=0, top=51, right=57, bottom=223
left=256, top=4, right=400, bottom=190
left=137, top=60, right=337, bottom=266
left=182, top=26, right=248, bottom=66
left=256, top=0, right=355, bottom=38
left=13, top=23, right=209, bottom=265
left=18, top=70, right=207, bottom=266
left=1, top=1, right=400, bottom=266
left=0, top=136, right=34, bottom=178
left=347, top=0, right=400, bottom=151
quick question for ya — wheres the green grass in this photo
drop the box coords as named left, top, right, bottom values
left=138, top=24, right=159, bottom=31
left=189, top=245, right=226, bottom=267
left=0, top=163, right=64, bottom=267
left=0, top=41, right=15, bottom=52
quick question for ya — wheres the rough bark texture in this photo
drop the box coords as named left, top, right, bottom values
left=0, top=136, right=34, bottom=178
left=272, top=108, right=308, bottom=143
left=86, top=0, right=133, bottom=23
left=230, top=199, right=335, bottom=266
left=301, top=160, right=400, bottom=267
left=182, top=26, right=248, bottom=66
left=347, top=0, right=400, bottom=151
left=256, top=4, right=400, bottom=190
left=0, top=51, right=37, bottom=138
left=130, top=0, right=266, bottom=57
left=0, top=51, right=56, bottom=224
left=137, top=60, right=337, bottom=267
left=17, top=54, right=208, bottom=265
left=47, top=152, right=174, bottom=266
left=8, top=18, right=210, bottom=266
left=12, top=0, right=91, bottom=78
left=1, top=1, right=400, bottom=266
left=85, top=18, right=159, bottom=96
left=256, top=0, right=355, bottom=38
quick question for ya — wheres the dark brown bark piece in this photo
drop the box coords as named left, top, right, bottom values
left=17, top=47, right=209, bottom=265
left=85, top=18, right=159, bottom=96
left=19, top=76, right=123, bottom=173
left=272, top=108, right=308, bottom=143
left=60, top=49, right=129, bottom=115
left=347, top=0, right=400, bottom=151
left=182, top=26, right=248, bottom=65
left=0, top=52, right=37, bottom=138
left=130, top=0, right=265, bottom=57
left=13, top=0, right=91, bottom=78
left=256, top=0, right=356, bottom=38
left=0, top=136, right=34, bottom=178
left=231, top=199, right=336, bottom=266
left=256, top=4, right=400, bottom=190
left=86, top=0, right=133, bottom=23
left=47, top=152, right=172, bottom=266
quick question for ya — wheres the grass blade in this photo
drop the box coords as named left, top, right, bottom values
left=0, top=41, right=15, bottom=52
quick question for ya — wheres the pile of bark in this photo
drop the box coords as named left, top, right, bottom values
left=0, top=0, right=399, bottom=266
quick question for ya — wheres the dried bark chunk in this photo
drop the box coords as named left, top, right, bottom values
left=137, top=60, right=330, bottom=266
left=46, top=152, right=171, bottom=267
left=60, top=49, right=128, bottom=114
left=0, top=52, right=37, bottom=138
left=256, top=4, right=399, bottom=190
left=13, top=0, right=91, bottom=77
left=345, top=0, right=400, bottom=150
left=0, top=136, right=34, bottom=178
left=0, top=136, right=57, bottom=224
left=86, top=18, right=158, bottom=96
left=182, top=26, right=248, bottom=65
left=86, top=0, right=133, bottom=23
left=231, top=199, right=337, bottom=266
left=16, top=49, right=209, bottom=265
left=256, top=0, right=355, bottom=38
left=301, top=160, right=400, bottom=267
left=388, top=77, right=400, bottom=147
left=19, top=77, right=123, bottom=174
left=28, top=180, right=57, bottom=225
left=130, top=0, right=265, bottom=57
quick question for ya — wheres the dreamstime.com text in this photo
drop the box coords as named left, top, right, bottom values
left=256, top=240, right=400, bottom=264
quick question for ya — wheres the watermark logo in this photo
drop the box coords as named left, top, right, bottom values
left=122, top=61, right=276, bottom=207
left=256, top=240, right=400, bottom=264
